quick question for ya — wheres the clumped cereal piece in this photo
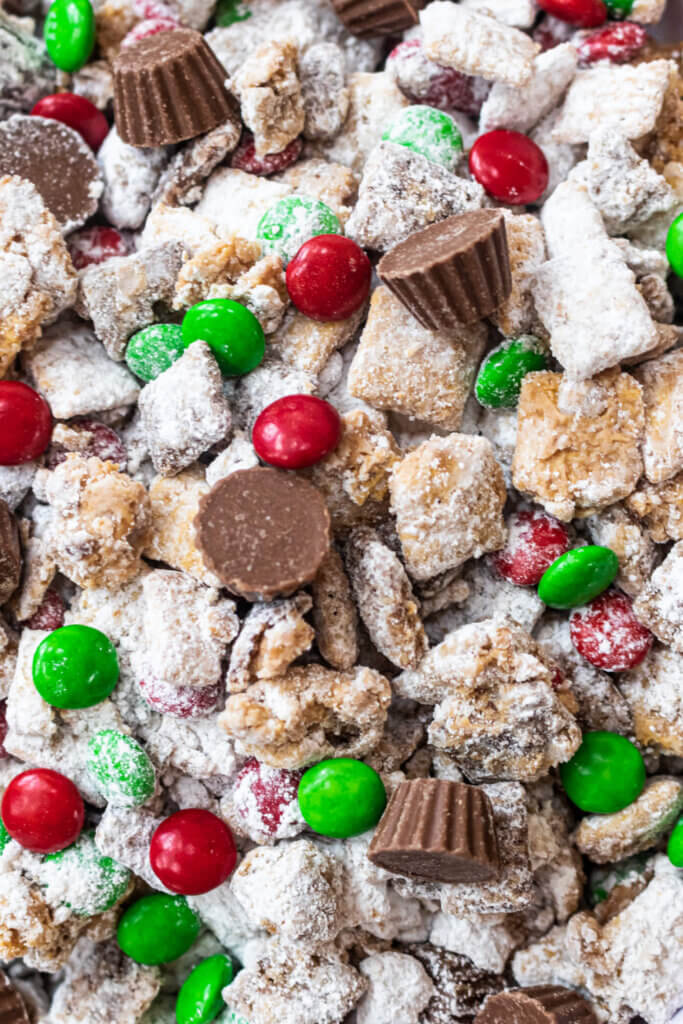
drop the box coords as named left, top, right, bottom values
left=145, top=713, right=238, bottom=783
left=98, top=128, right=168, bottom=231
left=206, top=431, right=259, bottom=486
left=421, top=2, right=539, bottom=87
left=312, top=547, right=359, bottom=671
left=633, top=541, right=683, bottom=653
left=584, top=504, right=657, bottom=596
left=231, top=840, right=344, bottom=943
left=620, top=644, right=683, bottom=756
left=270, top=304, right=365, bottom=375
left=0, top=10, right=56, bottom=119
left=0, top=175, right=77, bottom=375
left=40, top=455, right=150, bottom=589
left=48, top=938, right=160, bottom=1024
left=144, top=467, right=221, bottom=586
left=94, top=804, right=163, bottom=891
left=274, top=157, right=357, bottom=224
left=530, top=108, right=584, bottom=203
left=317, top=71, right=409, bottom=176
left=405, top=942, right=504, bottom=1023
left=492, top=211, right=547, bottom=338
left=173, top=234, right=262, bottom=307
left=552, top=59, right=675, bottom=143
left=633, top=349, right=683, bottom=484
left=77, top=242, right=185, bottom=361
left=220, top=663, right=391, bottom=769
left=71, top=58, right=114, bottom=110
left=389, top=434, right=506, bottom=581
left=637, top=272, right=674, bottom=324
left=356, top=952, right=434, bottom=1024
left=299, top=42, right=349, bottom=141
left=232, top=39, right=305, bottom=158
left=311, top=410, right=400, bottom=533
left=512, top=370, right=644, bottom=521
left=346, top=526, right=427, bottom=671
left=195, top=166, right=292, bottom=240
left=226, top=593, right=314, bottom=693
left=230, top=354, right=316, bottom=433
left=527, top=783, right=584, bottom=925
left=348, top=286, right=486, bottom=432
left=221, top=252, right=288, bottom=335
left=152, top=118, right=242, bottom=208
left=626, top=474, right=683, bottom=543
left=479, top=43, right=577, bottom=134
left=574, top=777, right=683, bottom=864
left=429, top=907, right=527, bottom=975
left=395, top=619, right=581, bottom=782
left=138, top=341, right=231, bottom=476
left=24, top=321, right=140, bottom=420
left=346, top=142, right=484, bottom=253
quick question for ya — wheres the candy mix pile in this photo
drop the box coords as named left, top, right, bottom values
left=0, top=0, right=682, bottom=1020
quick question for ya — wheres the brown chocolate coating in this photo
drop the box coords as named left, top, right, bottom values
left=195, top=467, right=331, bottom=600
left=0, top=501, right=21, bottom=607
left=475, top=986, right=598, bottom=1024
left=368, top=779, right=500, bottom=883
left=113, top=29, right=235, bottom=147
left=378, top=209, right=512, bottom=330
left=330, top=0, right=426, bottom=36
left=0, top=115, right=101, bottom=232
left=0, top=971, right=31, bottom=1024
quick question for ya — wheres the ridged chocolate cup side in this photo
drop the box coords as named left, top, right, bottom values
left=378, top=209, right=512, bottom=330
left=0, top=972, right=31, bottom=1024
left=330, top=0, right=425, bottom=37
left=114, top=29, right=234, bottom=147
left=367, top=779, right=500, bottom=883
left=475, top=986, right=598, bottom=1024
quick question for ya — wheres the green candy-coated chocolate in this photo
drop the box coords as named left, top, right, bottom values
left=0, top=820, right=11, bottom=855
left=44, top=0, right=95, bottom=71
left=475, top=335, right=547, bottom=409
left=383, top=105, right=463, bottom=170
left=560, top=731, right=645, bottom=814
left=33, top=624, right=119, bottom=709
left=43, top=830, right=131, bottom=916
left=298, top=758, right=386, bottom=838
left=537, top=546, right=618, bottom=609
left=666, top=211, right=683, bottom=278
left=117, top=893, right=200, bottom=965
left=125, top=324, right=185, bottom=381
left=668, top=816, right=683, bottom=867
left=181, top=301, right=265, bottom=377
left=257, top=195, right=342, bottom=265
left=604, top=0, right=634, bottom=13
left=87, top=729, right=155, bottom=807
left=176, top=954, right=235, bottom=1024
left=215, top=0, right=251, bottom=24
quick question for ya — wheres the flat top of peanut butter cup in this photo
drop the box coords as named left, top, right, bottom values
left=113, top=27, right=206, bottom=72
left=379, top=209, right=505, bottom=277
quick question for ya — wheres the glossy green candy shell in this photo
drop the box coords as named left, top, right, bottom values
left=176, top=954, right=235, bottom=1024
left=604, top=0, right=633, bottom=13
left=33, top=624, right=119, bottom=709
left=87, top=729, right=155, bottom=807
left=383, top=105, right=463, bottom=170
left=182, top=301, right=265, bottom=377
left=298, top=758, right=387, bottom=838
left=560, top=731, right=645, bottom=814
left=117, top=893, right=200, bottom=965
left=668, top=816, right=683, bottom=867
left=257, top=195, right=342, bottom=265
left=475, top=335, right=547, bottom=409
left=125, top=324, right=185, bottom=382
left=0, top=820, right=11, bottom=855
left=43, top=830, right=131, bottom=916
left=666, top=211, right=683, bottom=279
left=215, top=0, right=251, bottom=24
left=537, top=545, right=618, bottom=609
left=44, top=0, right=95, bottom=72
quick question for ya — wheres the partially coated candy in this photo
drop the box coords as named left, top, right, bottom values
left=117, top=893, right=200, bottom=964
left=176, top=954, right=235, bottom=1024
left=181, top=301, right=265, bottom=377
left=87, top=729, right=155, bottom=807
left=537, top=545, right=618, bottom=609
left=666, top=211, right=683, bottom=278
left=475, top=336, right=547, bottom=409
left=44, top=0, right=95, bottom=72
left=43, top=830, right=131, bottom=915
left=33, top=624, right=119, bottom=709
left=569, top=590, right=652, bottom=671
left=257, top=196, right=342, bottom=265
left=382, top=105, right=463, bottom=170
left=1, top=768, right=84, bottom=854
left=298, top=758, right=386, bottom=838
left=560, top=731, right=645, bottom=814
left=126, top=323, right=185, bottom=381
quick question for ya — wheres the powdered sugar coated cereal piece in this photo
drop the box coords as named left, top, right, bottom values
left=232, top=39, right=305, bottom=158
left=356, top=952, right=434, bottom=1024
left=633, top=349, right=683, bottom=485
left=573, top=777, right=683, bottom=864
left=274, top=157, right=357, bottom=224
left=492, top=211, right=547, bottom=338
left=145, top=467, right=221, bottom=585
left=299, top=42, right=349, bottom=142
left=48, top=938, right=160, bottom=1024
left=269, top=304, right=365, bottom=376
left=633, top=541, right=683, bottom=654
left=225, top=593, right=314, bottom=693
left=626, top=474, right=683, bottom=544
left=584, top=128, right=675, bottom=234
left=620, top=644, right=683, bottom=756
left=98, top=128, right=168, bottom=231
left=479, top=43, right=578, bottom=135
left=153, top=119, right=242, bottom=208
left=584, top=505, right=657, bottom=598
left=195, top=167, right=291, bottom=241
left=429, top=908, right=526, bottom=974
left=312, top=547, right=359, bottom=672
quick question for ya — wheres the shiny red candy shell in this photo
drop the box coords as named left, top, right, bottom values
left=469, top=130, right=549, bottom=205
left=576, top=22, right=648, bottom=64
left=24, top=589, right=66, bottom=631
left=570, top=590, right=653, bottom=671
left=0, top=382, right=52, bottom=466
left=253, top=394, right=341, bottom=469
left=491, top=509, right=571, bottom=586
left=231, top=133, right=303, bottom=176
left=68, top=226, right=128, bottom=270
left=150, top=809, right=237, bottom=895
left=286, top=234, right=371, bottom=322
left=536, top=0, right=607, bottom=27
left=233, top=757, right=302, bottom=838
left=1, top=768, right=84, bottom=853
left=31, top=93, right=109, bottom=151
left=139, top=676, right=222, bottom=718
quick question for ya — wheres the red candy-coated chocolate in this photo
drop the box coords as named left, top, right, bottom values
left=533, top=14, right=575, bottom=50
left=31, top=93, right=109, bottom=151
left=536, top=0, right=607, bottom=27
left=68, top=226, right=128, bottom=270
left=231, top=133, right=303, bottom=175
left=386, top=39, right=490, bottom=117
left=570, top=590, right=653, bottom=671
left=24, top=589, right=66, bottom=631
left=121, top=16, right=180, bottom=47
left=0, top=702, right=9, bottom=761
left=233, top=757, right=302, bottom=837
left=1, top=769, right=84, bottom=853
left=139, top=676, right=222, bottom=718
left=469, top=130, right=549, bottom=205
left=576, top=21, right=648, bottom=64
left=46, top=418, right=127, bottom=471
left=491, top=509, right=571, bottom=586
left=150, top=809, right=237, bottom=895
left=253, top=394, right=341, bottom=469
left=0, top=382, right=52, bottom=466
left=286, top=234, right=371, bottom=322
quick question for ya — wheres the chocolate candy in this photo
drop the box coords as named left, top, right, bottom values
left=298, top=758, right=386, bottom=838
left=43, top=830, right=131, bottom=915
left=0, top=970, right=31, bottom=1024
left=176, top=954, right=235, bottom=1024
left=537, top=545, right=619, bottom=609
left=668, top=816, right=683, bottom=867
left=383, top=104, right=463, bottom=170
left=181, top=299, right=265, bottom=377
left=117, top=893, right=200, bottom=965
left=474, top=985, right=598, bottom=1024
left=257, top=196, right=342, bottom=267
left=194, top=467, right=331, bottom=600
left=0, top=114, right=102, bottom=232
left=475, top=336, right=547, bottom=409
left=667, top=211, right=683, bottom=278
left=0, top=501, right=21, bottom=606
left=125, top=323, right=185, bottom=382
left=330, top=0, right=425, bottom=37
left=560, top=730, right=645, bottom=814
left=43, top=0, right=95, bottom=72
left=87, top=729, right=156, bottom=807
left=33, top=624, right=119, bottom=709
left=378, top=210, right=511, bottom=331
left=368, top=779, right=500, bottom=883
left=113, top=29, right=235, bottom=147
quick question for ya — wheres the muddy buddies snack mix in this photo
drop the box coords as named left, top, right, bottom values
left=0, top=0, right=682, bottom=1022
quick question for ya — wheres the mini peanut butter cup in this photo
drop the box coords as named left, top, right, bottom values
left=330, top=0, right=425, bottom=37
left=194, top=467, right=331, bottom=601
left=378, top=209, right=512, bottom=330
left=367, top=779, right=500, bottom=883
left=0, top=500, right=21, bottom=606
left=113, top=29, right=235, bottom=147
left=475, top=986, right=598, bottom=1024
left=0, top=971, right=31, bottom=1024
